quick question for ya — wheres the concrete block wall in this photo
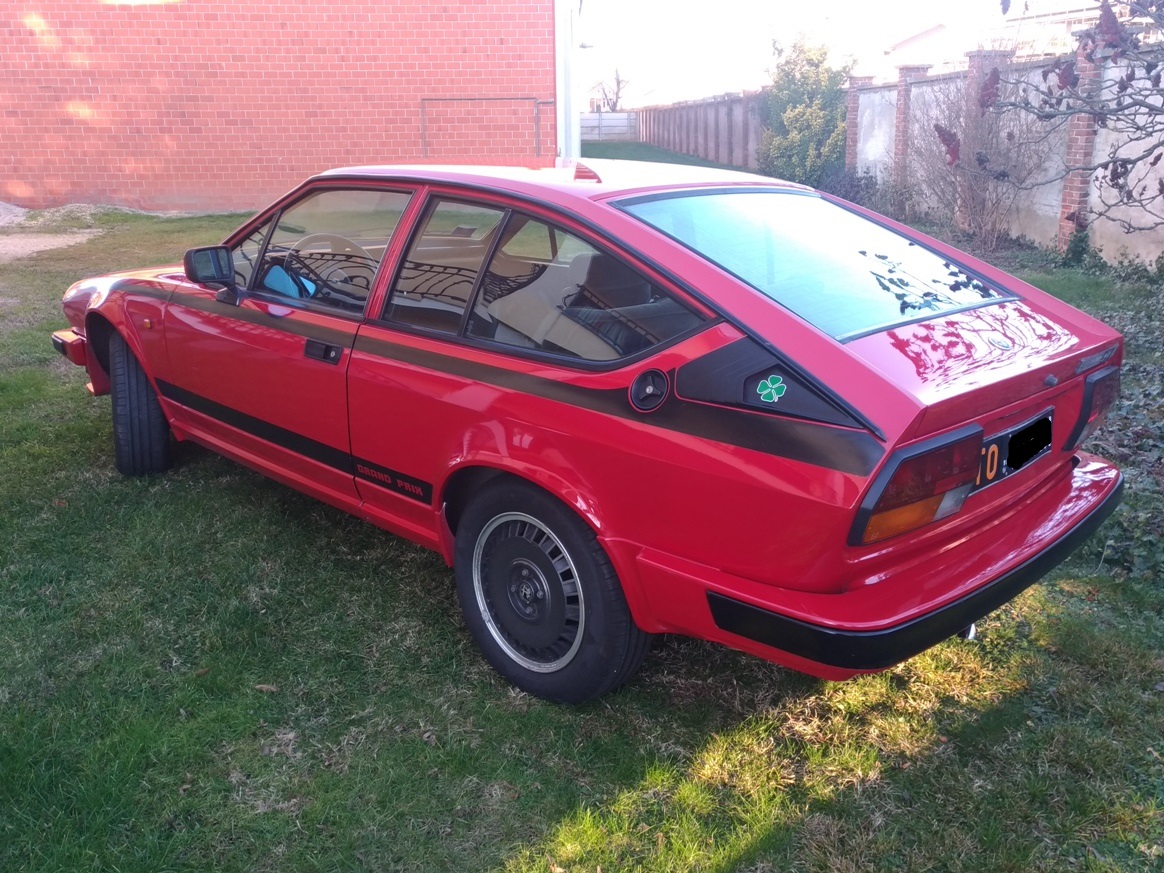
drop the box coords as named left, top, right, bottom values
left=2, top=0, right=556, bottom=211
left=580, top=112, right=638, bottom=142
left=637, top=93, right=765, bottom=170
left=845, top=52, right=1164, bottom=258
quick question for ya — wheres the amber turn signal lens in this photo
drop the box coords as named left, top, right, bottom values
left=863, top=495, right=945, bottom=543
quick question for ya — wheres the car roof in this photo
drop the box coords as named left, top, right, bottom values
left=317, top=159, right=809, bottom=203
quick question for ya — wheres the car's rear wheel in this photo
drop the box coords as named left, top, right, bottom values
left=109, top=332, right=171, bottom=476
left=454, top=480, right=650, bottom=703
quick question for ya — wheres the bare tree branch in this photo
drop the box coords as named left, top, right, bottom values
left=911, top=57, right=1060, bottom=251
left=989, top=0, right=1164, bottom=232
left=595, top=69, right=629, bottom=112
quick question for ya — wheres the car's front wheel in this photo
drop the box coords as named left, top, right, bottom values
left=108, top=332, right=171, bottom=476
left=454, top=480, right=650, bottom=703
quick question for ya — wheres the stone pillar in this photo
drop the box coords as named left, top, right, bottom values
left=1058, top=45, right=1101, bottom=250
left=894, top=65, right=930, bottom=186
left=846, top=76, right=875, bottom=171
left=964, top=50, right=1013, bottom=121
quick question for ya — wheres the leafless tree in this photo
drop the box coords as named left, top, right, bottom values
left=988, top=0, right=1164, bottom=232
left=912, top=61, right=1061, bottom=250
left=596, top=69, right=629, bottom=112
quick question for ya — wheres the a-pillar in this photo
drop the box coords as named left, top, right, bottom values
left=894, top=65, right=930, bottom=185
left=846, top=76, right=874, bottom=172
left=1058, top=45, right=1101, bottom=250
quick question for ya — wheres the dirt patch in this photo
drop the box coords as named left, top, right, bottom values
left=0, top=231, right=102, bottom=264
left=0, top=201, right=119, bottom=263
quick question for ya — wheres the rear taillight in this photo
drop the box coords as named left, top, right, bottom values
left=1065, top=365, right=1120, bottom=451
left=851, top=427, right=983, bottom=545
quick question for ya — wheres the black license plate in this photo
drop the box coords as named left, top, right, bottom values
left=974, top=413, right=1053, bottom=491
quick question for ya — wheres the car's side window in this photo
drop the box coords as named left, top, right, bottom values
left=383, top=199, right=506, bottom=333
left=245, top=188, right=411, bottom=316
left=466, top=214, right=706, bottom=361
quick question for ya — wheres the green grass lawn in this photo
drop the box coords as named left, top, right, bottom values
left=2, top=212, right=1162, bottom=872
left=581, top=141, right=748, bottom=172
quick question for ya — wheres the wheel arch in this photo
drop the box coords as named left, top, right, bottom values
left=441, top=463, right=603, bottom=539
left=439, top=462, right=652, bottom=629
left=83, top=313, right=116, bottom=394
left=86, top=310, right=169, bottom=401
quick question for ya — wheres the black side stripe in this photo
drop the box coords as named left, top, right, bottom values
left=156, top=379, right=433, bottom=504
left=159, top=292, right=883, bottom=475
left=352, top=335, right=885, bottom=476
left=168, top=290, right=359, bottom=346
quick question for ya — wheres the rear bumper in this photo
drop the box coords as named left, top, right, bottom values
left=51, top=328, right=88, bottom=367
left=708, top=468, right=1122, bottom=670
left=627, top=455, right=1123, bottom=679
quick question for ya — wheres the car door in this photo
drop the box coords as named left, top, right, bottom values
left=346, top=196, right=708, bottom=546
left=162, top=186, right=414, bottom=507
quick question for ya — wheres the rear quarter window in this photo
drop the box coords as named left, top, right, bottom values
left=619, top=190, right=1010, bottom=340
left=467, top=214, right=705, bottom=362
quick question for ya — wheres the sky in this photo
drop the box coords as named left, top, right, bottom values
left=573, top=0, right=1010, bottom=107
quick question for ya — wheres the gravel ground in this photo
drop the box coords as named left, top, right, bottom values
left=0, top=202, right=104, bottom=263
left=0, top=231, right=102, bottom=264
left=0, top=202, right=29, bottom=228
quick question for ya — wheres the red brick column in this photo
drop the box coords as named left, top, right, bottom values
left=1058, top=46, right=1102, bottom=250
left=846, top=76, right=875, bottom=171
left=894, top=66, right=930, bottom=185
left=965, top=49, right=1014, bottom=128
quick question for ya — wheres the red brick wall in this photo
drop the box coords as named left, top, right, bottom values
left=1, top=0, right=557, bottom=211
left=1058, top=47, right=1101, bottom=250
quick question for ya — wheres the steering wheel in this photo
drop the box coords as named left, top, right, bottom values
left=293, top=233, right=373, bottom=261
left=290, top=233, right=376, bottom=294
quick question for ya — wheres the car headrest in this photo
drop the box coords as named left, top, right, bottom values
left=579, top=253, right=652, bottom=309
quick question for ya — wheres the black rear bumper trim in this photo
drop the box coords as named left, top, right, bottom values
left=708, top=473, right=1123, bottom=671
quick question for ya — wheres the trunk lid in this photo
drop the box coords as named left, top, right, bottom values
left=846, top=299, right=1122, bottom=439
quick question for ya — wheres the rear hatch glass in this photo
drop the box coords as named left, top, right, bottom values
left=619, top=190, right=1012, bottom=341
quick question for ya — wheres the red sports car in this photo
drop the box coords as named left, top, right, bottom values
left=51, top=160, right=1123, bottom=702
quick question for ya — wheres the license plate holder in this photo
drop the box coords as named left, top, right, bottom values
left=974, top=412, right=1053, bottom=492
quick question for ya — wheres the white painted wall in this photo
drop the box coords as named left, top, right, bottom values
left=856, top=88, right=897, bottom=181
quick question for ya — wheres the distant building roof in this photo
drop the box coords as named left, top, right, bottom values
left=860, top=0, right=1107, bottom=82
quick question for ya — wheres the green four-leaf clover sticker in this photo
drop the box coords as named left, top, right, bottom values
left=756, top=375, right=787, bottom=404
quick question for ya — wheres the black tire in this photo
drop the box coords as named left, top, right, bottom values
left=109, top=332, right=171, bottom=476
left=454, top=480, right=651, bottom=704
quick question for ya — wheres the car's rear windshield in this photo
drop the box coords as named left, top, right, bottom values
left=618, top=190, right=1009, bottom=340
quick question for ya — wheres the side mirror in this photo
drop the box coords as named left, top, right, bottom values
left=184, top=246, right=241, bottom=304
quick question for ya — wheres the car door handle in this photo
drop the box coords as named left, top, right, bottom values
left=304, top=338, right=343, bottom=365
